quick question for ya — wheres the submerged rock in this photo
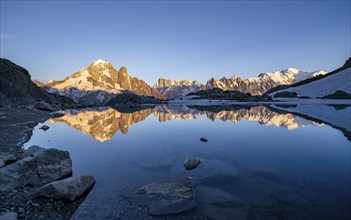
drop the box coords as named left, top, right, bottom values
left=184, top=157, right=201, bottom=170
left=133, top=177, right=196, bottom=215
left=35, top=175, right=95, bottom=202
left=39, top=125, right=50, bottom=131
left=0, top=212, right=18, bottom=220
left=200, top=137, right=208, bottom=142
left=0, top=148, right=72, bottom=192
left=194, top=159, right=240, bottom=182
left=195, top=186, right=246, bottom=220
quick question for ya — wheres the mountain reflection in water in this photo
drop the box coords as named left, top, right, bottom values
left=49, top=105, right=326, bottom=142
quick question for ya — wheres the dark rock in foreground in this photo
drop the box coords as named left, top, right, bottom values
left=0, top=58, right=75, bottom=108
left=0, top=148, right=72, bottom=192
left=184, top=157, right=201, bottom=170
left=133, top=177, right=196, bottom=215
left=200, top=137, right=208, bottom=142
left=39, top=125, right=50, bottom=131
left=35, top=175, right=95, bottom=202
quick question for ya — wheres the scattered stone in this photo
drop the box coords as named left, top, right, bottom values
left=133, top=177, right=196, bottom=215
left=0, top=212, right=18, bottom=220
left=39, top=125, right=50, bottom=131
left=0, top=148, right=72, bottom=192
left=35, top=175, right=95, bottom=202
left=184, top=157, right=201, bottom=170
left=0, top=159, right=4, bottom=168
left=200, top=137, right=208, bottom=142
left=35, top=101, right=53, bottom=112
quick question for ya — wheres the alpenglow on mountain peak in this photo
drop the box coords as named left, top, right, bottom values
left=35, top=60, right=165, bottom=105
left=91, top=59, right=111, bottom=66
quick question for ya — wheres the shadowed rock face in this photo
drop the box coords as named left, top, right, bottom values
left=36, top=60, right=165, bottom=105
left=0, top=59, right=75, bottom=108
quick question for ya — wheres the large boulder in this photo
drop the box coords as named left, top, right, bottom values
left=35, top=175, right=95, bottom=202
left=132, top=177, right=196, bottom=215
left=0, top=148, right=72, bottom=192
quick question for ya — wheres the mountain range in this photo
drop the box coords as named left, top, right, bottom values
left=34, top=59, right=328, bottom=102
left=153, top=68, right=327, bottom=99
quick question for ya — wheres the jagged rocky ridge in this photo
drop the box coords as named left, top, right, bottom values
left=36, top=59, right=165, bottom=105
left=153, top=68, right=326, bottom=99
left=153, top=79, right=201, bottom=100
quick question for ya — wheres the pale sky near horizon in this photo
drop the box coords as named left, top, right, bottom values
left=1, top=0, right=350, bottom=85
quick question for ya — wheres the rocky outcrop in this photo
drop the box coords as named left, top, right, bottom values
left=133, top=177, right=196, bottom=215
left=0, top=148, right=72, bottom=192
left=106, top=92, right=163, bottom=105
left=38, top=60, right=165, bottom=105
left=35, top=175, right=95, bottom=202
left=0, top=59, right=75, bottom=108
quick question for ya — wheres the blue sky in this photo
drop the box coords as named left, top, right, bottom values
left=1, top=0, right=350, bottom=85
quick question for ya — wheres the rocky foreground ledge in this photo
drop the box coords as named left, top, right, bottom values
left=0, top=146, right=95, bottom=220
left=0, top=108, right=95, bottom=220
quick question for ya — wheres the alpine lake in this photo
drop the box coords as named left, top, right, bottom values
left=24, top=104, right=351, bottom=220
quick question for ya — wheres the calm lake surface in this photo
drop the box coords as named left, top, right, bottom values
left=24, top=105, right=351, bottom=220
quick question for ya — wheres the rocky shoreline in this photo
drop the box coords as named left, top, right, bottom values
left=0, top=108, right=95, bottom=220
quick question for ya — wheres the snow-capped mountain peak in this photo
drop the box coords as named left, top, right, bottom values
left=92, top=59, right=110, bottom=66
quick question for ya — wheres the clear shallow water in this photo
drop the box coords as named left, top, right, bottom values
left=25, top=105, right=351, bottom=219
